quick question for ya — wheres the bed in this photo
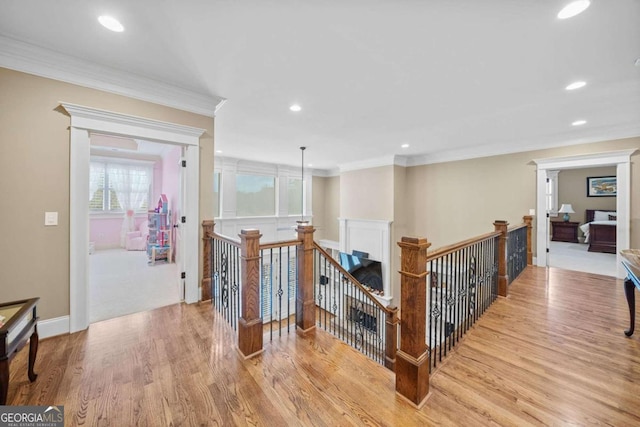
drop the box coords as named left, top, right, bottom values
left=579, top=209, right=617, bottom=254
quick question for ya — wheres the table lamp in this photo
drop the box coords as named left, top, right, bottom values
left=558, top=204, right=575, bottom=222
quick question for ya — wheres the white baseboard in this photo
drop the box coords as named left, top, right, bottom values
left=38, top=316, right=70, bottom=339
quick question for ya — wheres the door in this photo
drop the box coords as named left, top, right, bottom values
left=175, top=147, right=187, bottom=300
left=545, top=174, right=552, bottom=266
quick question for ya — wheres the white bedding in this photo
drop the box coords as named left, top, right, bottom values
left=579, top=220, right=617, bottom=243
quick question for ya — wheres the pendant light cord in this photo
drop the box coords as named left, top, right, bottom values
left=300, top=146, right=306, bottom=223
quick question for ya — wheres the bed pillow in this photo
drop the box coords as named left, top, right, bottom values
left=594, top=210, right=615, bottom=221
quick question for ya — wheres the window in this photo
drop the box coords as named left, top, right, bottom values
left=287, top=178, right=303, bottom=216
left=90, top=159, right=152, bottom=213
left=236, top=174, right=275, bottom=217
left=213, top=172, right=221, bottom=217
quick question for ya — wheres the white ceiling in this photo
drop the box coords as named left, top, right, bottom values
left=1, top=1, right=639, bottom=171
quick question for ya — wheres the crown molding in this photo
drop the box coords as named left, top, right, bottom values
left=339, top=155, right=408, bottom=173
left=312, top=168, right=340, bottom=177
left=406, top=124, right=640, bottom=167
left=0, top=34, right=225, bottom=117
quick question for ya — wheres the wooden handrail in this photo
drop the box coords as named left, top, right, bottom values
left=426, top=230, right=501, bottom=261
left=211, top=231, right=241, bottom=247
left=507, top=223, right=527, bottom=232
left=259, top=239, right=301, bottom=250
left=313, top=242, right=393, bottom=314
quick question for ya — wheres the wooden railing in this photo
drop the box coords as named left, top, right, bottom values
left=507, top=215, right=533, bottom=285
left=202, top=221, right=397, bottom=368
left=313, top=243, right=398, bottom=370
left=395, top=216, right=533, bottom=408
left=203, top=216, right=532, bottom=405
left=202, top=220, right=243, bottom=330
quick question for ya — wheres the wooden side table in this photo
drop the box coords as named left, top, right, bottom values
left=0, top=297, right=39, bottom=405
left=551, top=221, right=580, bottom=243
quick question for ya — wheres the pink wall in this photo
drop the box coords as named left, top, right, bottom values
left=162, top=146, right=181, bottom=217
left=162, top=146, right=182, bottom=252
left=90, top=154, right=181, bottom=250
left=90, top=217, right=123, bottom=249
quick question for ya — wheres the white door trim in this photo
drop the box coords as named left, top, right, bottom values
left=533, top=149, right=636, bottom=278
left=61, top=103, right=205, bottom=333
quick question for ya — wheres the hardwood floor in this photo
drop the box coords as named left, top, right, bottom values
left=6, top=266, right=640, bottom=426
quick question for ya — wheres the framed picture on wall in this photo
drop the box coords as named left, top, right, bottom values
left=586, top=176, right=616, bottom=197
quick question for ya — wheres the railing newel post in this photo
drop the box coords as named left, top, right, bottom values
left=296, top=222, right=316, bottom=334
left=523, top=215, right=533, bottom=265
left=396, top=236, right=431, bottom=408
left=238, top=228, right=263, bottom=358
left=201, top=220, right=215, bottom=301
left=493, top=220, right=509, bottom=297
left=385, top=307, right=398, bottom=371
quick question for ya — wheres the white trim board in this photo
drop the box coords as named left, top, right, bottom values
left=38, top=316, right=69, bottom=339
left=533, top=149, right=636, bottom=278
left=61, top=103, right=205, bottom=333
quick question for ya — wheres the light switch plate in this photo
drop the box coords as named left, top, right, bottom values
left=45, top=211, right=58, bottom=226
left=529, top=209, right=535, bottom=216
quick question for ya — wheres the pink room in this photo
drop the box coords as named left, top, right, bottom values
left=87, top=135, right=183, bottom=322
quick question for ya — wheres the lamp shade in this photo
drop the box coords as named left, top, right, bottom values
left=558, top=203, right=575, bottom=222
left=558, top=204, right=575, bottom=214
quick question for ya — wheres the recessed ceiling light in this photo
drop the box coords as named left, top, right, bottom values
left=308, top=163, right=313, bottom=167
left=557, top=1, right=590, bottom=20
left=289, top=104, right=302, bottom=112
left=635, top=58, right=640, bottom=67
left=98, top=15, right=124, bottom=32
left=572, top=120, right=587, bottom=126
left=565, top=81, right=586, bottom=90
left=401, top=143, right=410, bottom=148
left=216, top=150, right=223, bottom=153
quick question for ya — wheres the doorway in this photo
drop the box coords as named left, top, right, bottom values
left=88, top=136, right=184, bottom=322
left=63, top=103, right=205, bottom=333
left=534, top=149, right=635, bottom=279
left=547, top=166, right=618, bottom=277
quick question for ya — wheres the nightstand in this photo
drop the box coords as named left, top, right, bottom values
left=551, top=221, right=579, bottom=243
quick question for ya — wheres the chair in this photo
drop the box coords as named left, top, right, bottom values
left=125, top=220, right=149, bottom=251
